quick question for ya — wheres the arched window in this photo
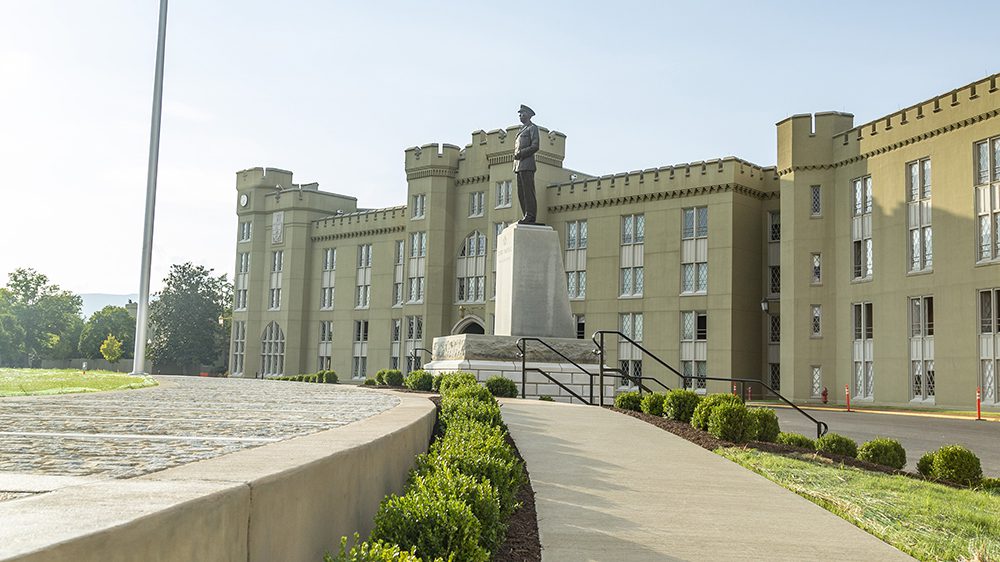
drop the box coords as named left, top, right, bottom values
left=261, top=321, right=285, bottom=376
left=457, top=231, right=487, bottom=303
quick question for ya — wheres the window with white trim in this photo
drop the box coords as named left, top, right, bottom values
left=680, top=311, right=707, bottom=390
left=768, top=314, right=780, bottom=343
left=566, top=220, right=587, bottom=299
left=852, top=302, right=874, bottom=399
left=975, top=138, right=1000, bottom=262
left=457, top=231, right=487, bottom=303
left=390, top=319, right=402, bottom=370
left=260, top=321, right=284, bottom=376
left=811, top=366, right=822, bottom=398
left=356, top=244, right=372, bottom=308
left=238, top=221, right=252, bottom=242
left=979, top=288, right=1000, bottom=404
left=810, top=305, right=822, bottom=337
left=768, top=363, right=780, bottom=393
left=907, top=158, right=933, bottom=272
left=811, top=253, right=822, bottom=285
left=681, top=207, right=708, bottom=294
left=235, top=252, right=249, bottom=310
left=352, top=320, right=368, bottom=379
left=231, top=320, right=246, bottom=376
left=909, top=296, right=934, bottom=401
left=321, top=248, right=336, bottom=310
left=768, top=266, right=780, bottom=296
left=318, top=320, right=332, bottom=370
left=392, top=240, right=404, bottom=307
left=852, top=176, right=873, bottom=280
left=405, top=315, right=423, bottom=373
left=620, top=214, right=644, bottom=297
left=810, top=185, right=822, bottom=217
left=767, top=210, right=780, bottom=242
left=469, top=191, right=485, bottom=217
left=407, top=233, right=426, bottom=303
left=495, top=180, right=512, bottom=208
left=411, top=194, right=426, bottom=219
left=618, top=313, right=643, bottom=388
left=268, top=250, right=283, bottom=310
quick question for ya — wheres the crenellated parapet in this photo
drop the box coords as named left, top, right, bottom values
left=404, top=143, right=461, bottom=180
left=311, top=205, right=407, bottom=241
left=236, top=167, right=294, bottom=190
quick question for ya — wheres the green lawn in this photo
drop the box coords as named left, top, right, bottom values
left=718, top=447, right=1000, bottom=562
left=0, top=368, right=157, bottom=396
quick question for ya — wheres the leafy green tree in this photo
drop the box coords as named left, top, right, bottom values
left=0, top=306, right=25, bottom=367
left=79, top=306, right=135, bottom=359
left=0, top=268, right=82, bottom=366
left=42, top=314, right=83, bottom=361
left=100, top=334, right=124, bottom=366
left=148, top=263, right=230, bottom=373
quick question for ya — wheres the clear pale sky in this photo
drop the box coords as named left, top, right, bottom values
left=1, top=1, right=997, bottom=295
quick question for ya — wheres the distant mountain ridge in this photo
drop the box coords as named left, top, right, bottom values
left=80, top=294, right=139, bottom=318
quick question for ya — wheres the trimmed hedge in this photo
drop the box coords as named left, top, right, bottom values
left=370, top=488, right=487, bottom=562
left=857, top=437, right=906, bottom=470
left=614, top=391, right=642, bottom=412
left=362, top=378, right=376, bottom=386
left=815, top=433, right=858, bottom=458
left=663, top=389, right=701, bottom=422
left=403, top=370, right=434, bottom=391
left=407, top=466, right=504, bottom=552
left=746, top=408, right=781, bottom=442
left=639, top=392, right=667, bottom=417
left=374, top=370, right=387, bottom=385
left=438, top=372, right=479, bottom=394
left=325, top=534, right=427, bottom=562
left=917, top=451, right=936, bottom=477
left=707, top=402, right=750, bottom=442
left=484, top=376, right=518, bottom=398
left=776, top=432, right=816, bottom=450
left=376, top=369, right=403, bottom=387
left=931, top=445, right=983, bottom=486
left=690, top=393, right=743, bottom=431
left=538, top=395, right=554, bottom=401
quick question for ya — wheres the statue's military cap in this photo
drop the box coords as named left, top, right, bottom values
left=518, top=104, right=535, bottom=117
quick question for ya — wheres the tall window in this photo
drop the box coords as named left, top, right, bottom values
left=411, top=194, right=426, bottom=219
left=356, top=244, right=372, bottom=308
left=321, top=248, right=336, bottom=310
left=852, top=302, right=874, bottom=399
left=811, top=253, right=822, bottom=284
left=235, top=252, right=249, bottom=310
left=909, top=296, right=935, bottom=401
left=768, top=266, right=780, bottom=296
left=618, top=313, right=643, bottom=387
left=457, top=231, right=487, bottom=303
left=681, top=207, right=708, bottom=294
left=238, top=221, right=252, bottom=242
left=260, top=321, right=285, bottom=376
left=769, top=314, right=780, bottom=343
left=979, top=288, right=1000, bottom=404
left=352, top=320, right=369, bottom=379
left=852, top=176, right=873, bottom=280
left=495, top=180, right=512, bottom=208
left=318, top=320, right=333, bottom=370
left=269, top=250, right=283, bottom=310
left=231, top=320, right=246, bottom=376
left=810, top=305, right=822, bottom=337
left=566, top=220, right=587, bottom=299
left=767, top=210, right=780, bottom=242
left=408, top=233, right=426, bottom=303
left=392, top=240, right=404, bottom=306
left=390, top=319, right=402, bottom=370
left=811, top=366, right=822, bottom=398
left=405, top=315, right=423, bottom=373
left=469, top=191, right=485, bottom=217
left=680, top=311, right=707, bottom=390
left=908, top=158, right=933, bottom=271
left=574, top=314, right=586, bottom=340
left=620, top=214, right=644, bottom=297
left=768, top=363, right=780, bottom=393
left=975, top=138, right=1000, bottom=262
left=810, top=185, right=822, bottom=217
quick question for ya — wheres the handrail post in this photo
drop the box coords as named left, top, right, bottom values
left=520, top=340, right=527, bottom=399
left=598, top=332, right=605, bottom=407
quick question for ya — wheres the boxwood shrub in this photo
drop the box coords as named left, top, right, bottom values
left=374, top=370, right=388, bottom=385
left=407, top=465, right=504, bottom=552
left=431, top=373, right=445, bottom=392
left=440, top=397, right=504, bottom=432
left=746, top=408, right=780, bottom=442
left=403, top=370, right=434, bottom=391
left=438, top=372, right=479, bottom=394
left=318, top=370, right=338, bottom=384
left=362, top=378, right=376, bottom=386
left=776, top=432, right=815, bottom=450
left=663, top=389, right=701, bottom=422
left=484, top=375, right=519, bottom=398
left=325, top=534, right=425, bottom=562
left=639, top=392, right=667, bottom=417
left=614, top=391, right=642, bottom=412
left=857, top=437, right=906, bottom=470
left=931, top=444, right=982, bottom=486
left=381, top=369, right=404, bottom=387
left=690, top=393, right=743, bottom=431
left=815, top=432, right=858, bottom=458
left=538, top=395, right=554, bottom=401
left=707, top=402, right=750, bottom=442
left=917, top=451, right=936, bottom=477
left=370, top=488, right=487, bottom=562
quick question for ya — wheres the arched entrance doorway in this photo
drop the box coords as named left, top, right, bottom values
left=451, top=316, right=486, bottom=335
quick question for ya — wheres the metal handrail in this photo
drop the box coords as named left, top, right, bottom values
left=516, top=337, right=599, bottom=404
left=602, top=367, right=672, bottom=394
left=410, top=347, right=432, bottom=371
left=591, top=330, right=829, bottom=438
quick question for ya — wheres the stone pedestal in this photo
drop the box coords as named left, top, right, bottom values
left=494, top=224, right=575, bottom=338
left=424, top=334, right=615, bottom=404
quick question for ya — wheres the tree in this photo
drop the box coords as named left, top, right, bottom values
left=0, top=269, right=82, bottom=366
left=0, top=306, right=24, bottom=367
left=42, top=314, right=83, bottom=361
left=148, top=263, right=230, bottom=373
left=100, top=334, right=124, bottom=367
left=79, top=306, right=135, bottom=360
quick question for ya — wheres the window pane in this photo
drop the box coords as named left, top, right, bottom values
left=622, top=215, right=633, bottom=244
left=923, top=226, right=932, bottom=267
left=926, top=297, right=934, bottom=336
left=910, top=229, right=921, bottom=270
left=909, top=163, right=919, bottom=201
left=682, top=264, right=694, bottom=292
left=994, top=139, right=1000, bottom=181
left=682, top=312, right=694, bottom=340
left=981, top=216, right=992, bottom=260
left=568, top=272, right=576, bottom=296
left=682, top=209, right=694, bottom=238
left=864, top=177, right=873, bottom=214
left=922, top=159, right=932, bottom=198
left=634, top=314, right=643, bottom=341
left=983, top=291, right=994, bottom=334
left=853, top=180, right=863, bottom=215
left=636, top=215, right=645, bottom=243
left=696, top=313, right=707, bottom=340
left=567, top=222, right=577, bottom=249
left=865, top=303, right=874, bottom=339
left=635, top=267, right=644, bottom=294
left=622, top=268, right=632, bottom=294
left=579, top=271, right=586, bottom=297
left=978, top=142, right=990, bottom=184
left=579, top=221, right=588, bottom=248
left=697, top=263, right=708, bottom=292
left=910, top=298, right=922, bottom=337
left=696, top=207, right=708, bottom=238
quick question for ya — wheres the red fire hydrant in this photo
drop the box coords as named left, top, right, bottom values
left=821, top=386, right=828, bottom=404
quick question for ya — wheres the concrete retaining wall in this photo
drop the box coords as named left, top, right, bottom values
left=0, top=391, right=435, bottom=562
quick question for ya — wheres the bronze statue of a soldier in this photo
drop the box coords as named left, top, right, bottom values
left=514, top=104, right=540, bottom=224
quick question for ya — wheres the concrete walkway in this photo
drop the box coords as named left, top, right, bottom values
left=501, top=399, right=914, bottom=561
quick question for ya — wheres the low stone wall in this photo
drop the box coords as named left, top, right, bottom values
left=0, top=391, right=435, bottom=562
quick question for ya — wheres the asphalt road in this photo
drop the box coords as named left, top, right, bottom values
left=771, top=407, right=1000, bottom=477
